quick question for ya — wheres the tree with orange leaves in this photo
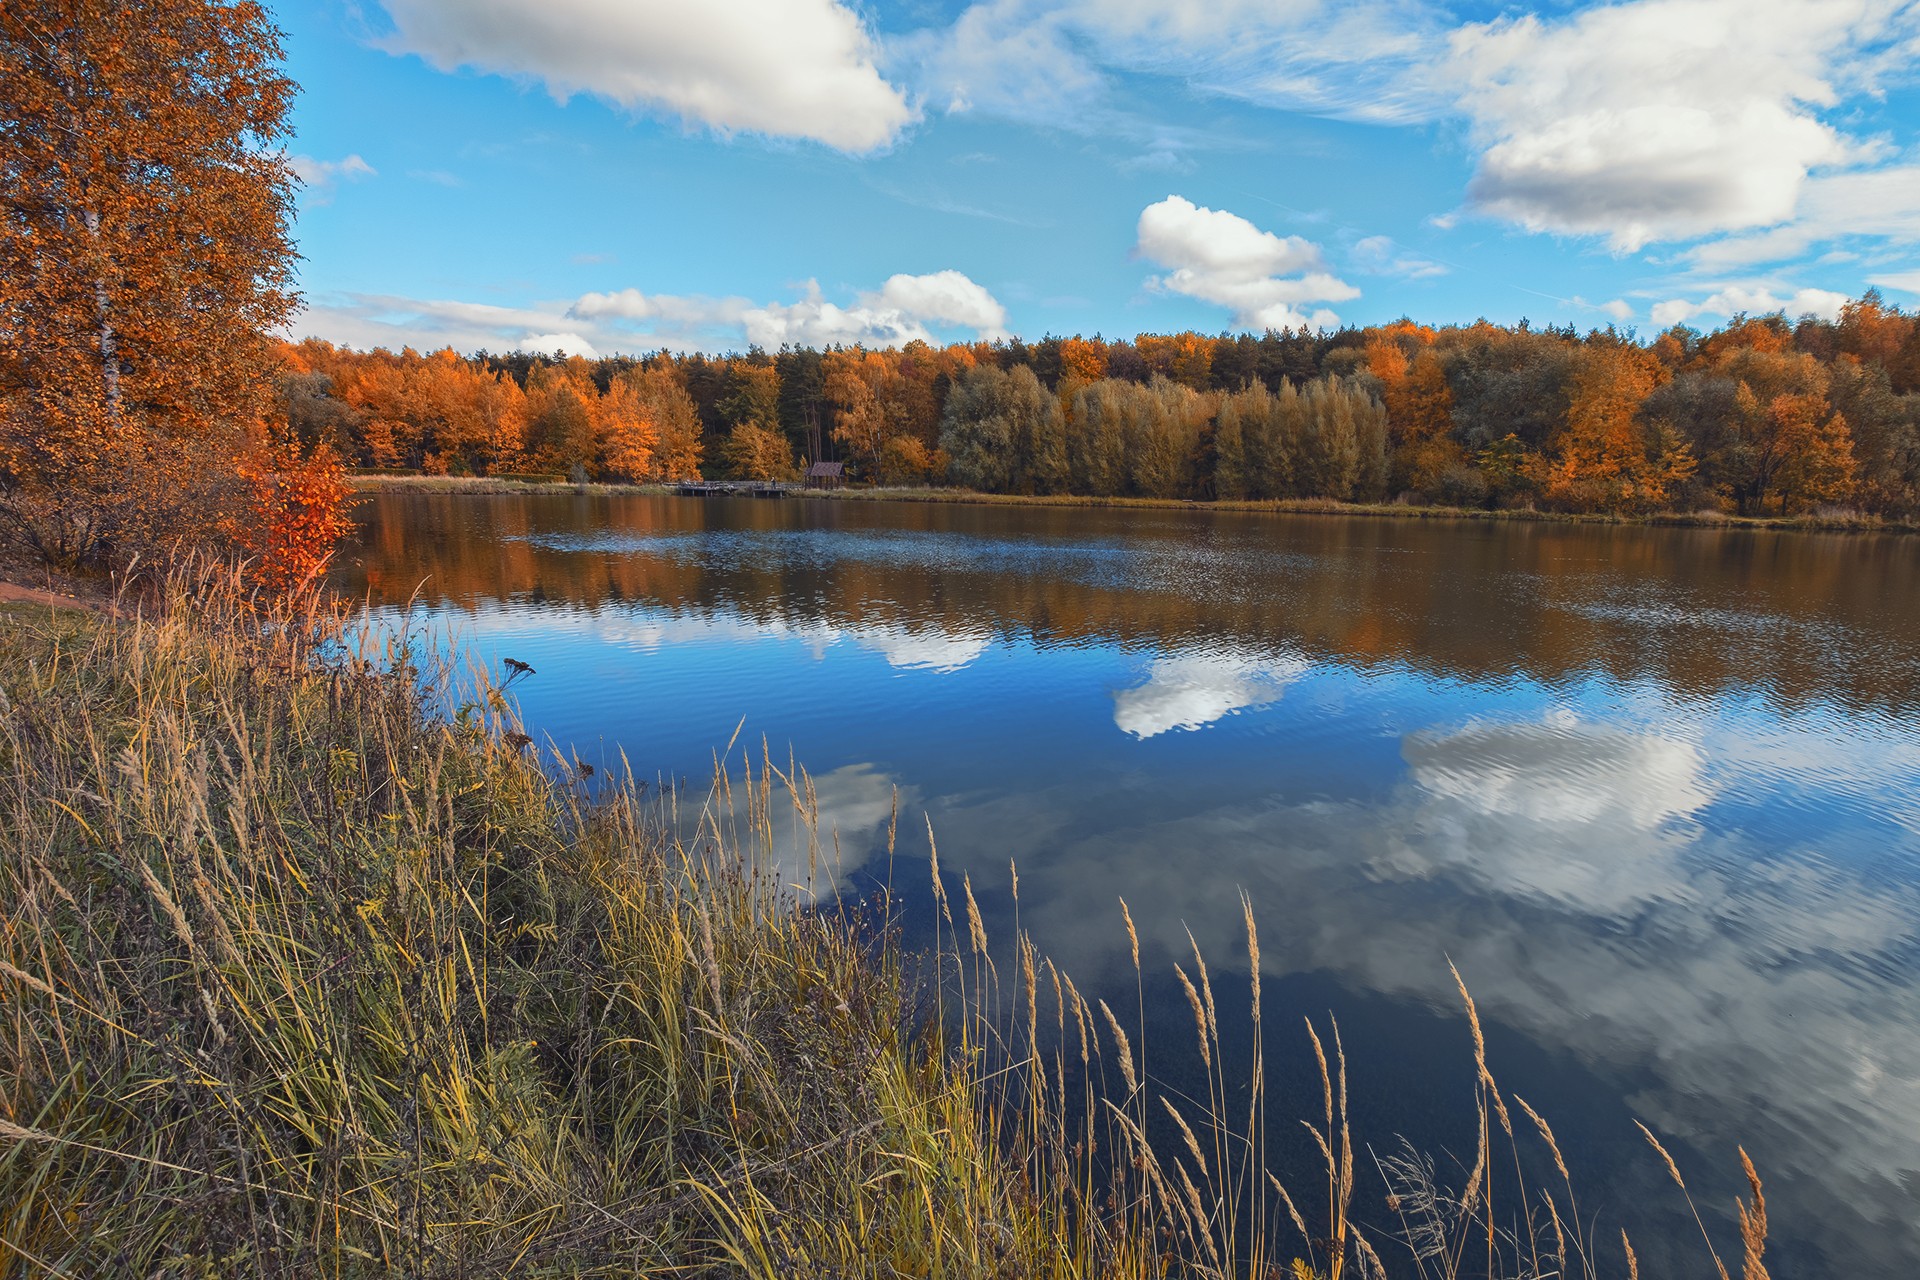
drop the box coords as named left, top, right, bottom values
left=1534, top=342, right=1693, bottom=512
left=1133, top=332, right=1213, bottom=390
left=1836, top=289, right=1912, bottom=372
left=1, top=0, right=301, bottom=568
left=1725, top=387, right=1855, bottom=514
left=1364, top=323, right=1461, bottom=494
left=824, top=350, right=903, bottom=474
left=235, top=438, right=354, bottom=592
left=1058, top=337, right=1108, bottom=385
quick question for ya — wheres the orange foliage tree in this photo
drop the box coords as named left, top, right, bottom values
left=1729, top=388, right=1856, bottom=513
left=1534, top=343, right=1693, bottom=512
left=824, top=350, right=902, bottom=474
left=1134, top=332, right=1213, bottom=389
left=236, top=438, right=355, bottom=591
left=1059, top=337, right=1109, bottom=384
left=1, top=0, right=305, bottom=569
left=1365, top=323, right=1459, bottom=493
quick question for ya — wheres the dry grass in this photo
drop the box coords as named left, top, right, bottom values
left=0, top=566, right=1768, bottom=1277
left=348, top=474, right=647, bottom=497
left=833, top=487, right=1918, bottom=533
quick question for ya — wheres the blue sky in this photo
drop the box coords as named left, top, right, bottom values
left=282, top=0, right=1920, bottom=356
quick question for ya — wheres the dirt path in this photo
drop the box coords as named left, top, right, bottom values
left=0, top=579, right=112, bottom=613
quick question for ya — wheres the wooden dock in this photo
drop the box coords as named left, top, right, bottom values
left=672, top=481, right=798, bottom=499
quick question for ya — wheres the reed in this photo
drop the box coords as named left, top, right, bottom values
left=0, top=567, right=1768, bottom=1277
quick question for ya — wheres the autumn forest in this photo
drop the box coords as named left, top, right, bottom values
left=280, top=294, right=1920, bottom=519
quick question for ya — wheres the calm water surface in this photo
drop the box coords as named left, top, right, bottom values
left=337, top=492, right=1920, bottom=1273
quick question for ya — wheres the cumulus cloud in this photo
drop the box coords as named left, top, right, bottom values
left=870, top=271, right=1010, bottom=336
left=1444, top=0, right=1914, bottom=251
left=374, top=0, right=913, bottom=152
left=1650, top=284, right=1851, bottom=329
left=289, top=153, right=375, bottom=203
left=744, top=273, right=1012, bottom=348
left=298, top=271, right=1009, bottom=355
left=1135, top=195, right=1357, bottom=331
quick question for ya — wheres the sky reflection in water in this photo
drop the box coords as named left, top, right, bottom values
left=338, top=492, right=1920, bottom=1273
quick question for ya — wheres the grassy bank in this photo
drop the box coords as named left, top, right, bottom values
left=0, top=573, right=1768, bottom=1278
left=350, top=473, right=624, bottom=497
left=348, top=472, right=1912, bottom=536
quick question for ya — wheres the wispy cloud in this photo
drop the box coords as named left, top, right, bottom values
left=290, top=153, right=376, bottom=204
left=1350, top=234, right=1447, bottom=280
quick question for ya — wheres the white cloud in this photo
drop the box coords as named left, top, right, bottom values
left=1112, top=648, right=1309, bottom=738
left=565, top=289, right=755, bottom=332
left=293, top=293, right=586, bottom=353
left=518, top=332, right=598, bottom=358
left=1650, top=284, right=1851, bottom=329
left=374, top=0, right=913, bottom=152
left=871, top=270, right=1010, bottom=337
left=1407, top=715, right=1709, bottom=833
left=289, top=153, right=375, bottom=203
left=1079, top=0, right=1442, bottom=122
left=298, top=271, right=1009, bottom=354
left=855, top=625, right=992, bottom=673
left=1685, top=164, right=1920, bottom=270
left=1136, top=195, right=1357, bottom=331
left=1871, top=268, right=1920, bottom=297
left=741, top=273, right=1010, bottom=349
left=569, top=273, right=1008, bottom=349
left=902, top=0, right=1920, bottom=266
left=1444, top=0, right=1920, bottom=252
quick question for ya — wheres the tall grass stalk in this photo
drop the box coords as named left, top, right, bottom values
left=0, top=566, right=1767, bottom=1278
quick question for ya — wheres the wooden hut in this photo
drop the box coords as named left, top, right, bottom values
left=806, top=461, right=846, bottom=490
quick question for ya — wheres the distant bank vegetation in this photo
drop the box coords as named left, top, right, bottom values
left=281, top=291, right=1920, bottom=519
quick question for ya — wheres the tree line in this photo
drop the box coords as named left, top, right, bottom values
left=282, top=294, right=1920, bottom=517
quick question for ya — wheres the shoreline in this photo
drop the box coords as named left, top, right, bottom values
left=348, top=472, right=1919, bottom=536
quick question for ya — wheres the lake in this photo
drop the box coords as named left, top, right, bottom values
left=337, top=490, right=1920, bottom=1274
